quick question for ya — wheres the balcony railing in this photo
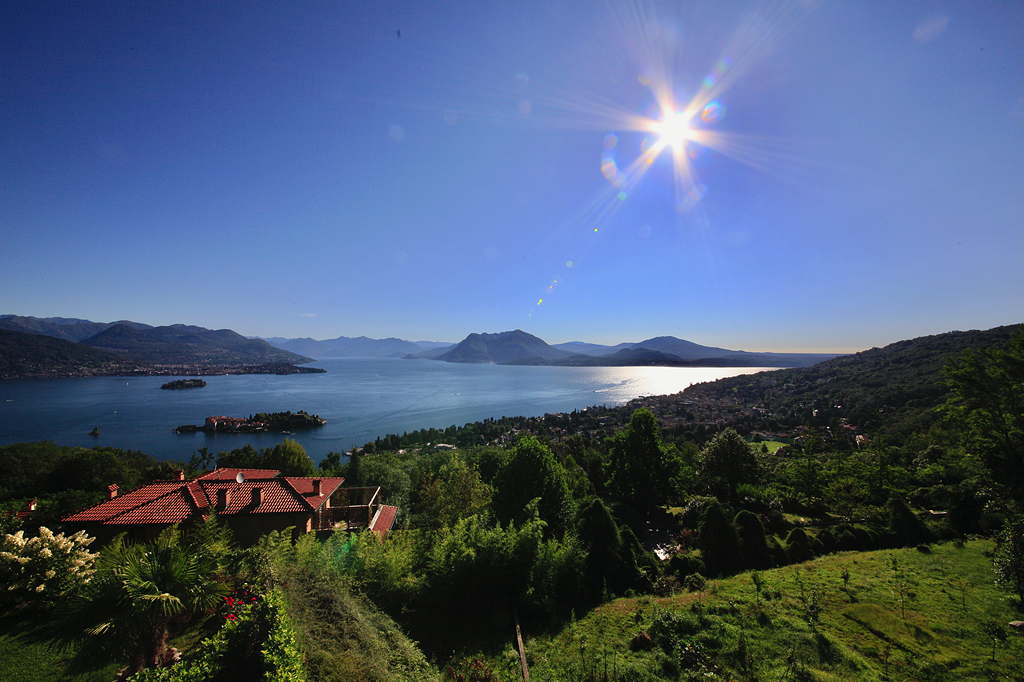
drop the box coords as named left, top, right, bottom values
left=315, top=486, right=381, bottom=531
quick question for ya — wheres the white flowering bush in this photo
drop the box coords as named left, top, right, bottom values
left=0, top=526, right=98, bottom=607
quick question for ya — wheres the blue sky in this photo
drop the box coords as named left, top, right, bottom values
left=2, top=1, right=1021, bottom=352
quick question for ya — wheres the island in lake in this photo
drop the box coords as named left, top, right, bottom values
left=175, top=410, right=327, bottom=434
left=160, top=378, right=207, bottom=390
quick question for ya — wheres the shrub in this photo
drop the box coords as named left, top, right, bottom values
left=0, top=526, right=97, bottom=608
left=669, top=552, right=704, bottom=578
left=678, top=495, right=720, bottom=529
left=129, top=588, right=305, bottom=681
left=683, top=573, right=707, bottom=592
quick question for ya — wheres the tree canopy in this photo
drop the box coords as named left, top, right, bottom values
left=494, top=437, right=575, bottom=536
left=607, top=408, right=681, bottom=520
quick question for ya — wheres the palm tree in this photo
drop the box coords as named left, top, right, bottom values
left=79, top=527, right=226, bottom=672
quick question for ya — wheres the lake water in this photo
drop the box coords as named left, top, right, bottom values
left=0, top=359, right=773, bottom=462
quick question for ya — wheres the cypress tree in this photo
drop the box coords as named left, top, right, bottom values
left=734, top=510, right=772, bottom=569
left=698, top=502, right=741, bottom=577
left=578, top=498, right=630, bottom=600
left=785, top=527, right=814, bottom=563
left=888, top=495, right=931, bottom=546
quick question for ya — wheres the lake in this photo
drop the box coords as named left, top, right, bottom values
left=0, top=359, right=774, bottom=462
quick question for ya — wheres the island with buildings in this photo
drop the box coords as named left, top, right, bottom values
left=175, top=410, right=327, bottom=434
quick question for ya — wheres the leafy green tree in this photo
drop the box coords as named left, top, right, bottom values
left=357, top=452, right=413, bottom=511
left=77, top=528, right=226, bottom=673
left=416, top=455, right=492, bottom=529
left=266, top=439, right=315, bottom=476
left=993, top=516, right=1024, bottom=603
left=319, top=451, right=345, bottom=477
left=424, top=503, right=582, bottom=635
left=698, top=502, right=740, bottom=577
left=734, top=510, right=772, bottom=569
left=607, top=409, right=681, bottom=520
left=943, top=333, right=1024, bottom=500
left=217, top=444, right=263, bottom=470
left=697, top=429, right=761, bottom=502
left=494, top=437, right=575, bottom=536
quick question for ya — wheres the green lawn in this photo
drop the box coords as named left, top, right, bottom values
left=483, top=540, right=1024, bottom=680
left=751, top=440, right=788, bottom=454
left=0, top=613, right=122, bottom=682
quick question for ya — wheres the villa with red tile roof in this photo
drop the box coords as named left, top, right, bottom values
left=62, top=467, right=398, bottom=544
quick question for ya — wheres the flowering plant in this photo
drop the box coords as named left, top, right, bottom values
left=221, top=586, right=259, bottom=621
left=0, top=526, right=98, bottom=607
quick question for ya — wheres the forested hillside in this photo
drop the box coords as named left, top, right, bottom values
left=683, top=323, right=1024, bottom=436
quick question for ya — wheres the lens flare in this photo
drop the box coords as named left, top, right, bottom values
left=701, top=100, right=725, bottom=123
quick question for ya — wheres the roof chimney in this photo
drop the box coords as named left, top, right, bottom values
left=107, top=484, right=119, bottom=500
left=176, top=470, right=186, bottom=481
left=216, top=488, right=230, bottom=510
left=251, top=487, right=262, bottom=507
left=312, top=479, right=322, bottom=496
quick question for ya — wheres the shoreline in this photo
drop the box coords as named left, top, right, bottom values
left=0, top=363, right=326, bottom=381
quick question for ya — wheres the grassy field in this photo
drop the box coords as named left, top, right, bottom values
left=751, top=440, right=788, bottom=454
left=0, top=613, right=122, bottom=682
left=482, top=540, right=1023, bottom=680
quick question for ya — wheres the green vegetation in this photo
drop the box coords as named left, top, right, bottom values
left=261, top=533, right=438, bottom=681
left=0, top=442, right=185, bottom=529
left=752, top=439, right=787, bottom=454
left=215, top=439, right=316, bottom=476
left=130, top=589, right=304, bottom=681
left=484, top=541, right=1023, bottom=680
left=0, top=612, right=122, bottom=682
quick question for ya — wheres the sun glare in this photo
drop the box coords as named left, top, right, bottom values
left=654, top=112, right=692, bottom=148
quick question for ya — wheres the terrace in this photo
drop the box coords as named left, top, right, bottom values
left=318, top=486, right=383, bottom=531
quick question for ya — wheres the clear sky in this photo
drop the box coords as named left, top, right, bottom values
left=2, top=1, right=1021, bottom=352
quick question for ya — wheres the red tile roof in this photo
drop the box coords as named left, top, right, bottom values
left=63, top=483, right=191, bottom=524
left=61, top=469, right=344, bottom=526
left=284, top=477, right=345, bottom=510
left=107, top=488, right=199, bottom=525
left=370, top=505, right=399, bottom=536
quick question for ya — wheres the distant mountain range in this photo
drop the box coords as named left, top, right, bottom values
left=83, top=324, right=309, bottom=365
left=1, top=314, right=841, bottom=379
left=426, top=330, right=837, bottom=368
left=263, top=335, right=452, bottom=359
left=0, top=329, right=125, bottom=379
left=0, top=316, right=313, bottom=379
left=0, top=315, right=153, bottom=342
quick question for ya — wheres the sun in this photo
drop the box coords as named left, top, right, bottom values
left=653, top=112, right=693, bottom=149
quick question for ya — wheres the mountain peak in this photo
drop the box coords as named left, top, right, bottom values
left=438, top=330, right=569, bottom=364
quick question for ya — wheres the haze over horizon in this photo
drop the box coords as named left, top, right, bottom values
left=3, top=2, right=1021, bottom=354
